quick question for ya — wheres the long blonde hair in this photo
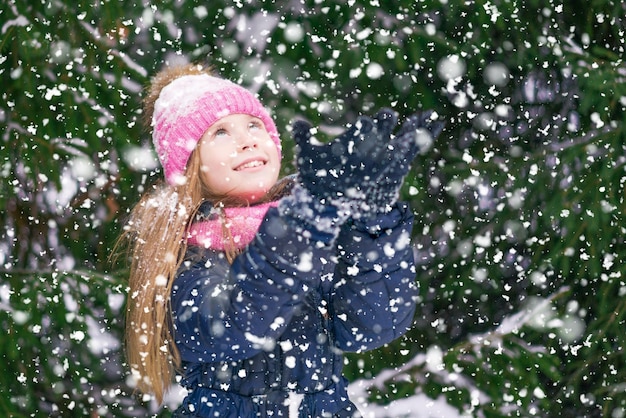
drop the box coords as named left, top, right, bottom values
left=116, top=63, right=292, bottom=403
left=119, top=152, right=203, bottom=403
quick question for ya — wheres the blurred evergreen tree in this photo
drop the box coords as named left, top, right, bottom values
left=1, top=0, right=624, bottom=416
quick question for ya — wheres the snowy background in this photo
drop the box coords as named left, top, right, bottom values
left=1, top=0, right=625, bottom=417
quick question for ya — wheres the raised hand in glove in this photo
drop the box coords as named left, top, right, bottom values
left=291, top=109, right=396, bottom=218
left=365, top=109, right=444, bottom=216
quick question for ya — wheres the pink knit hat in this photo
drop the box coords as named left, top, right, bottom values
left=152, top=73, right=281, bottom=185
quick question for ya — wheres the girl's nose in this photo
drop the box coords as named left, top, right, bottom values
left=237, top=131, right=258, bottom=151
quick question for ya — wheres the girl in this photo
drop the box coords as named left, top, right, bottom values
left=119, top=63, right=440, bottom=417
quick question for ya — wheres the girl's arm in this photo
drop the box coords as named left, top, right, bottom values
left=171, top=204, right=337, bottom=363
left=330, top=202, right=418, bottom=352
left=327, top=110, right=441, bottom=352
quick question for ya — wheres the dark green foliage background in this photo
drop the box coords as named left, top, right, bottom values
left=1, top=0, right=624, bottom=416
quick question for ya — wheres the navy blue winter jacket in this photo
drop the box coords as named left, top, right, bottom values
left=170, top=203, right=417, bottom=417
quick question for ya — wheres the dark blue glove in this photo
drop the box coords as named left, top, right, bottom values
left=365, top=110, right=444, bottom=215
left=291, top=109, right=396, bottom=218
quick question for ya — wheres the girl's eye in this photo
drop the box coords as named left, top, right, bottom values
left=215, top=128, right=228, bottom=137
left=248, top=121, right=261, bottom=130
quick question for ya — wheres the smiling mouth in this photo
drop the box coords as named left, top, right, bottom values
left=235, top=160, right=266, bottom=171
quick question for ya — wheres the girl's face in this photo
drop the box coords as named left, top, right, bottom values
left=198, top=113, right=280, bottom=203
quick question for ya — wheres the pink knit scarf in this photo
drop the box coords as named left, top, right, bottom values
left=187, top=201, right=279, bottom=251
